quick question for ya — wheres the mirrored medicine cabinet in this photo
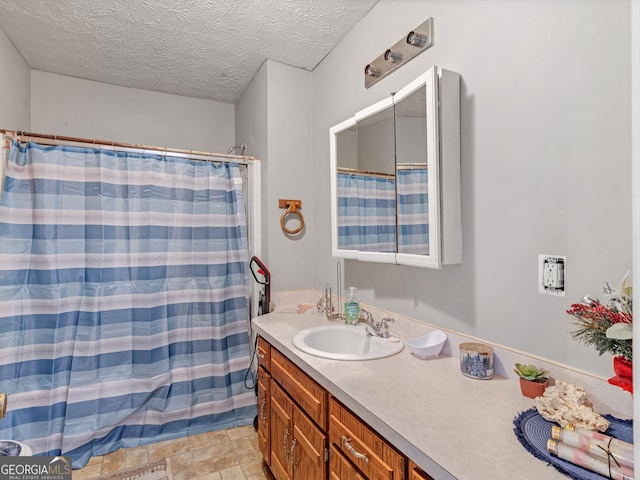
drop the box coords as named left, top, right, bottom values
left=329, top=66, right=461, bottom=268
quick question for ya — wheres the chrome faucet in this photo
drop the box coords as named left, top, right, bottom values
left=354, top=308, right=375, bottom=327
left=364, top=323, right=379, bottom=337
left=355, top=310, right=395, bottom=338
left=353, top=308, right=377, bottom=336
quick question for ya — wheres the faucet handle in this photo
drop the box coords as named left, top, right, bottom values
left=353, top=308, right=372, bottom=326
left=378, top=317, right=395, bottom=338
left=364, top=324, right=377, bottom=336
left=359, top=308, right=373, bottom=322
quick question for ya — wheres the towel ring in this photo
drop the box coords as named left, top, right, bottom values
left=279, top=199, right=304, bottom=235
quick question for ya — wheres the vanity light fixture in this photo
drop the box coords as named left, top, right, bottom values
left=364, top=18, right=434, bottom=88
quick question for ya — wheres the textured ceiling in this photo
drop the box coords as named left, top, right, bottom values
left=0, top=0, right=378, bottom=103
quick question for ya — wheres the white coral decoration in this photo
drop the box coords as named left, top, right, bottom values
left=535, top=380, right=610, bottom=432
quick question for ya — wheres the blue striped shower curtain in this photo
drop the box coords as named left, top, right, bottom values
left=397, top=168, right=429, bottom=255
left=0, top=141, right=256, bottom=468
left=337, top=172, right=395, bottom=253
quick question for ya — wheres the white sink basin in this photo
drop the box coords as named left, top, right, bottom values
left=292, top=324, right=404, bottom=360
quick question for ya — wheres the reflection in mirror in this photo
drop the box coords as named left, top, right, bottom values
left=356, top=105, right=395, bottom=175
left=336, top=103, right=396, bottom=253
left=395, top=84, right=429, bottom=255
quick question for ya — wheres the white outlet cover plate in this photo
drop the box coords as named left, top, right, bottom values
left=538, top=254, right=566, bottom=296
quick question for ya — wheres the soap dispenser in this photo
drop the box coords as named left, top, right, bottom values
left=344, top=287, right=360, bottom=325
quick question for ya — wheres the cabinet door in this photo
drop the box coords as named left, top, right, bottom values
left=330, top=444, right=367, bottom=480
left=407, top=460, right=434, bottom=480
left=257, top=366, right=271, bottom=465
left=271, top=382, right=293, bottom=480
left=291, top=404, right=327, bottom=480
left=270, top=378, right=328, bottom=480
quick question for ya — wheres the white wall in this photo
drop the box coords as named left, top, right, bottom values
left=236, top=60, right=314, bottom=293
left=0, top=27, right=30, bottom=130
left=235, top=61, right=269, bottom=261
left=312, top=0, right=632, bottom=377
left=31, top=70, right=235, bottom=153
left=265, top=61, right=314, bottom=291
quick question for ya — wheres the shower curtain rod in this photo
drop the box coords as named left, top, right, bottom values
left=396, top=164, right=428, bottom=170
left=337, top=166, right=395, bottom=180
left=1, top=130, right=258, bottom=165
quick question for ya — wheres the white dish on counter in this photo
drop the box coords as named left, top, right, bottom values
left=406, top=330, right=447, bottom=359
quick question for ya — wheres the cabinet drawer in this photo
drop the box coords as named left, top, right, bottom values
left=408, top=460, right=434, bottom=480
left=329, top=397, right=405, bottom=480
left=257, top=336, right=271, bottom=372
left=330, top=443, right=367, bottom=480
left=271, top=348, right=328, bottom=430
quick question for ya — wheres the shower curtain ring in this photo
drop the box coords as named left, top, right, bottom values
left=278, top=199, right=304, bottom=235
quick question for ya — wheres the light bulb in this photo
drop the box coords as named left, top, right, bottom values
left=406, top=31, right=427, bottom=47
left=384, top=49, right=402, bottom=63
left=364, top=64, right=380, bottom=77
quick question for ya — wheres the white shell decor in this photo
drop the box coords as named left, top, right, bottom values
left=534, top=380, right=610, bottom=432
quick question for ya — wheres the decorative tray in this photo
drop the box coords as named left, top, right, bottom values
left=513, top=408, right=633, bottom=480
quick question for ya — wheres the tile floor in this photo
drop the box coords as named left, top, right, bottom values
left=72, top=425, right=275, bottom=480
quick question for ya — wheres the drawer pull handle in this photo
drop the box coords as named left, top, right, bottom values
left=283, top=428, right=290, bottom=461
left=257, top=352, right=265, bottom=359
left=342, top=436, right=369, bottom=463
left=259, top=397, right=267, bottom=421
left=290, top=438, right=298, bottom=469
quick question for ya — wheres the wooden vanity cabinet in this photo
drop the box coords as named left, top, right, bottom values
left=270, top=381, right=294, bottom=479
left=257, top=337, right=272, bottom=464
left=257, top=336, right=433, bottom=480
left=271, top=381, right=327, bottom=480
left=257, top=336, right=271, bottom=371
left=407, top=461, right=434, bottom=480
left=271, top=348, right=328, bottom=430
left=260, top=337, right=327, bottom=480
left=257, top=366, right=271, bottom=465
left=330, top=443, right=367, bottom=480
left=329, top=397, right=405, bottom=480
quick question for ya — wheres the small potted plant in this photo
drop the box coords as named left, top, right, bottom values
left=514, top=363, right=549, bottom=399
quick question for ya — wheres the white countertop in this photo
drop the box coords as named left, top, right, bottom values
left=252, top=312, right=577, bottom=480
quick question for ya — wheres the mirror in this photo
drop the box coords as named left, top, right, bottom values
left=335, top=98, right=396, bottom=257
left=330, top=66, right=461, bottom=268
left=395, top=83, right=429, bottom=256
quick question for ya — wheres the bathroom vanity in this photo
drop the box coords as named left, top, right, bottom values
left=251, top=311, right=619, bottom=480
left=257, top=334, right=417, bottom=480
